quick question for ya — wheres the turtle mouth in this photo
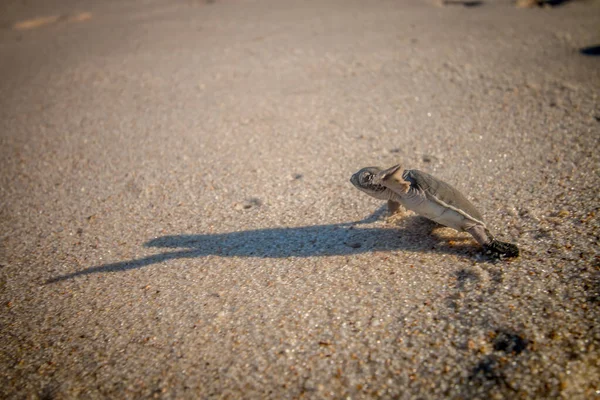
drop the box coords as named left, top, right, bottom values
left=363, top=176, right=386, bottom=193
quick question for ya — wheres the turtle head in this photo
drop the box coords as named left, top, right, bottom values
left=350, top=167, right=390, bottom=200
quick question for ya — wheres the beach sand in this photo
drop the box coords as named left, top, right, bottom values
left=1, top=0, right=599, bottom=398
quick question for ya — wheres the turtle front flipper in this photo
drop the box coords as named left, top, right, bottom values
left=387, top=200, right=402, bottom=215
left=483, top=239, right=520, bottom=258
left=378, top=164, right=411, bottom=194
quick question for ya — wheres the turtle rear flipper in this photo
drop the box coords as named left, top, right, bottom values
left=484, top=239, right=520, bottom=258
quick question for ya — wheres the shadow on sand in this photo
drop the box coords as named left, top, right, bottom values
left=47, top=209, right=479, bottom=283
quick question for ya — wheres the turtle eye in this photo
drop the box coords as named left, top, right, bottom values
left=360, top=172, right=372, bottom=185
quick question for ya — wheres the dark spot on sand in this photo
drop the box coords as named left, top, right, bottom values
left=443, top=0, right=483, bottom=7
left=455, top=268, right=480, bottom=289
left=235, top=198, right=262, bottom=211
left=470, top=355, right=502, bottom=382
left=493, top=330, right=529, bottom=355
left=422, top=154, right=439, bottom=163
left=580, top=45, right=600, bottom=56
left=345, top=242, right=362, bottom=249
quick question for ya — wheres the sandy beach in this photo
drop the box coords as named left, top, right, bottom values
left=1, top=0, right=599, bottom=398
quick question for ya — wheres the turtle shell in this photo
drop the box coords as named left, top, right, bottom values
left=404, top=169, right=485, bottom=224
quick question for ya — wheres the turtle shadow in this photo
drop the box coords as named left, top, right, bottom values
left=46, top=211, right=480, bottom=283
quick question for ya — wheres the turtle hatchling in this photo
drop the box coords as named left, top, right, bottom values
left=350, top=164, right=519, bottom=258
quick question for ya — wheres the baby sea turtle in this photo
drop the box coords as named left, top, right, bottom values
left=350, top=164, right=519, bottom=258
